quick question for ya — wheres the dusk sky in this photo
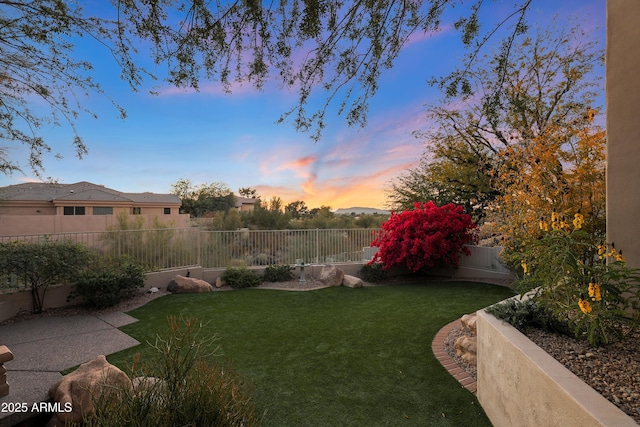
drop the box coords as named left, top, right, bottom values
left=0, top=0, right=605, bottom=209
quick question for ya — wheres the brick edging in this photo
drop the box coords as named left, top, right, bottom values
left=431, top=319, right=477, bottom=394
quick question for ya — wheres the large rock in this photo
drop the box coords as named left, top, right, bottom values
left=454, top=336, right=477, bottom=366
left=318, top=265, right=344, bottom=287
left=342, top=275, right=364, bottom=288
left=460, top=313, right=477, bottom=336
left=49, top=355, right=132, bottom=424
left=168, top=274, right=214, bottom=293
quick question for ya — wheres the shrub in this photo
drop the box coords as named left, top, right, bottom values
left=516, top=212, right=640, bottom=346
left=486, top=298, right=571, bottom=335
left=370, top=201, right=477, bottom=272
left=69, top=257, right=146, bottom=308
left=83, top=316, right=261, bottom=427
left=359, top=262, right=385, bottom=282
left=0, top=239, right=94, bottom=313
left=222, top=267, right=262, bottom=289
left=263, top=264, right=294, bottom=282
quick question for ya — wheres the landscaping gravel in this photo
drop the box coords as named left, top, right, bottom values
left=444, top=323, right=640, bottom=423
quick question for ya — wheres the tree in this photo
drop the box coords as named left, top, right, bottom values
left=238, top=187, right=258, bottom=199
left=170, top=179, right=236, bottom=217
left=1, top=0, right=534, bottom=174
left=0, top=1, right=130, bottom=176
left=387, top=22, right=605, bottom=232
left=246, top=196, right=291, bottom=229
left=0, top=240, right=94, bottom=313
left=285, top=200, right=310, bottom=219
left=371, top=201, right=477, bottom=272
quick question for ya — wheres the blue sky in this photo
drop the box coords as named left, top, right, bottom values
left=0, top=0, right=605, bottom=209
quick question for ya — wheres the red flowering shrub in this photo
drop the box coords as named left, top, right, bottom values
left=370, top=201, right=477, bottom=272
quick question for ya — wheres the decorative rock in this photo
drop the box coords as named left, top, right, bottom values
left=168, top=275, right=214, bottom=293
left=342, top=275, right=364, bottom=288
left=49, top=355, right=132, bottom=424
left=460, top=314, right=477, bottom=336
left=147, top=286, right=160, bottom=293
left=454, top=336, right=477, bottom=366
left=215, top=276, right=226, bottom=288
left=318, top=265, right=344, bottom=287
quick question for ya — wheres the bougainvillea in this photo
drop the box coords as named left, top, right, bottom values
left=370, top=201, right=477, bottom=272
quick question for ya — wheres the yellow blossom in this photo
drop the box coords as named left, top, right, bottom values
left=615, top=250, right=625, bottom=262
left=588, top=282, right=602, bottom=301
left=573, top=213, right=584, bottom=230
left=551, top=211, right=560, bottom=230
left=578, top=297, right=592, bottom=314
left=521, top=260, right=529, bottom=275
left=539, top=219, right=549, bottom=231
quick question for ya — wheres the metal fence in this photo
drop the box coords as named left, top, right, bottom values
left=0, top=228, right=509, bottom=292
left=0, top=228, right=378, bottom=271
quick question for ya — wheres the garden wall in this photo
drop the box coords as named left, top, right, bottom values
left=476, top=308, right=637, bottom=427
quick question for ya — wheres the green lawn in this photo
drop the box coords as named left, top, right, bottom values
left=109, top=281, right=514, bottom=427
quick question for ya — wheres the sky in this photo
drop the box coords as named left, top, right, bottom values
left=0, top=0, right=605, bottom=210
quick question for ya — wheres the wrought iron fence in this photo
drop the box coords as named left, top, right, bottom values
left=0, top=228, right=509, bottom=292
left=0, top=228, right=378, bottom=272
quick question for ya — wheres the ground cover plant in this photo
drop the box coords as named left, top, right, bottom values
left=109, top=282, right=514, bottom=426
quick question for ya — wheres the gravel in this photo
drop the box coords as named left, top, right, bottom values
left=444, top=322, right=640, bottom=424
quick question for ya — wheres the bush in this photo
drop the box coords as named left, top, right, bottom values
left=0, top=239, right=94, bottom=313
left=486, top=298, right=571, bottom=335
left=516, top=212, right=640, bottom=346
left=370, top=201, right=477, bottom=272
left=83, top=316, right=261, bottom=427
left=263, top=264, right=294, bottom=282
left=222, top=267, right=262, bottom=289
left=359, top=262, right=385, bottom=282
left=69, top=257, right=146, bottom=308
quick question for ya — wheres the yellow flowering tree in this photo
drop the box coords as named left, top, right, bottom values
left=517, top=214, right=640, bottom=346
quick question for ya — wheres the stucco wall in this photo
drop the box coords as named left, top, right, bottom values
left=477, top=309, right=637, bottom=427
left=0, top=213, right=190, bottom=235
left=606, top=0, right=640, bottom=268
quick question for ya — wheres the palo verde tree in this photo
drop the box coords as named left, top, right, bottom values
left=1, top=0, right=535, bottom=175
left=388, top=22, right=605, bottom=242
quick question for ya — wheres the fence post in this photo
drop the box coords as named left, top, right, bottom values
left=315, top=228, right=319, bottom=264
left=196, top=229, right=202, bottom=267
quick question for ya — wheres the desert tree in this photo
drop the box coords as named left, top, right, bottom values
left=0, top=0, right=535, bottom=175
left=387, top=22, right=605, bottom=237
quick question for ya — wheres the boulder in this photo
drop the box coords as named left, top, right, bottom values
left=454, top=336, right=477, bottom=366
left=168, top=275, right=214, bottom=293
left=460, top=313, right=477, bottom=336
left=318, top=265, right=344, bottom=287
left=215, top=276, right=226, bottom=288
left=49, top=355, right=132, bottom=424
left=342, top=275, right=364, bottom=288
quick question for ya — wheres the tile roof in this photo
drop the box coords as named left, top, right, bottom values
left=0, top=181, right=181, bottom=204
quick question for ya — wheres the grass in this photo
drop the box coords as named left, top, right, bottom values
left=108, top=281, right=515, bottom=426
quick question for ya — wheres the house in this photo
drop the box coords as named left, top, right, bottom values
left=0, top=181, right=189, bottom=236
left=234, top=196, right=258, bottom=212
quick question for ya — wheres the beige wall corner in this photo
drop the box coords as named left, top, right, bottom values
left=606, top=0, right=640, bottom=268
left=477, top=309, right=637, bottom=427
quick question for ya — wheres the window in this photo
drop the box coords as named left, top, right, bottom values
left=164, top=208, right=171, bottom=215
left=63, top=206, right=85, bottom=215
left=93, top=207, right=113, bottom=215
left=132, top=207, right=141, bottom=215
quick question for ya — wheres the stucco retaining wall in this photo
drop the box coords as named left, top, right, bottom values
left=477, top=308, right=637, bottom=427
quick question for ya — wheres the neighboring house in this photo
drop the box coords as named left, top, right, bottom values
left=0, top=181, right=189, bottom=236
left=234, top=196, right=258, bottom=212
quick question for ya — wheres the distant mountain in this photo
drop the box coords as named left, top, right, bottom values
left=334, top=207, right=390, bottom=215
